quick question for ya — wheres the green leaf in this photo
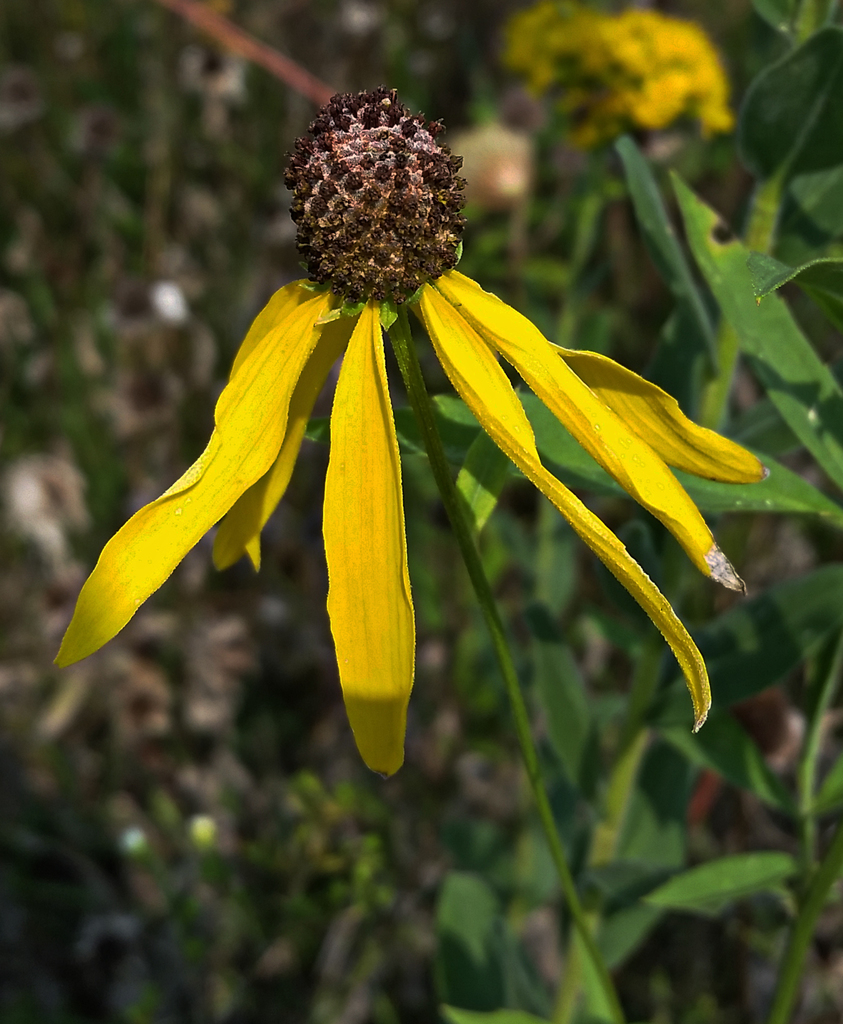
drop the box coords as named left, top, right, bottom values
left=788, top=165, right=843, bottom=240
left=311, top=390, right=843, bottom=525
left=617, top=741, right=693, bottom=868
left=457, top=428, right=512, bottom=536
left=436, top=873, right=504, bottom=1012
left=644, top=852, right=798, bottom=915
left=598, top=904, right=664, bottom=970
left=435, top=874, right=550, bottom=1018
left=739, top=27, right=843, bottom=180
left=441, top=1008, right=550, bottom=1024
left=751, top=0, right=797, bottom=33
left=653, top=566, right=843, bottom=722
left=747, top=251, right=843, bottom=331
left=661, top=714, right=795, bottom=813
left=525, top=604, right=595, bottom=793
left=522, top=392, right=843, bottom=525
left=647, top=305, right=710, bottom=418
left=675, top=174, right=843, bottom=493
left=615, top=136, right=716, bottom=370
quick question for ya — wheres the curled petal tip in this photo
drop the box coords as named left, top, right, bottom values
left=692, top=703, right=710, bottom=732
left=706, top=545, right=745, bottom=593
left=761, top=463, right=771, bottom=481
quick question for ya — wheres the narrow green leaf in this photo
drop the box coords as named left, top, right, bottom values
left=675, top=174, right=843, bottom=492
left=441, top=1008, right=550, bottom=1024
left=457, top=428, right=512, bottom=536
left=615, top=136, right=716, bottom=369
left=748, top=251, right=843, bottom=331
left=644, top=852, right=798, bottom=914
left=738, top=27, right=843, bottom=180
left=661, top=715, right=795, bottom=813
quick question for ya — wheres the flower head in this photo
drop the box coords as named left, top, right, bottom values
left=57, top=90, right=764, bottom=775
left=504, top=1, right=734, bottom=148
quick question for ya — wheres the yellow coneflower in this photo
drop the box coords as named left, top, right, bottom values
left=57, top=89, right=763, bottom=775
left=505, top=1, right=734, bottom=148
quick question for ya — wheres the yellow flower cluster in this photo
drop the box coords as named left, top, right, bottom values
left=505, top=1, right=734, bottom=148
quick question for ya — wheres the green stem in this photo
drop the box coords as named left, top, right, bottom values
left=699, top=322, right=740, bottom=430
left=797, top=630, right=843, bottom=874
left=744, top=173, right=786, bottom=255
left=389, top=308, right=625, bottom=1024
left=699, top=172, right=784, bottom=428
left=767, top=815, right=843, bottom=1024
left=796, top=0, right=838, bottom=40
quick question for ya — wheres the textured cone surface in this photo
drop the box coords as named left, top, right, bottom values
left=285, top=88, right=466, bottom=304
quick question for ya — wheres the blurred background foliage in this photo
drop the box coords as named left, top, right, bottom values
left=3, top=0, right=843, bottom=1022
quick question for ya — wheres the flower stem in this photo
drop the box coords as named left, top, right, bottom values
left=699, top=171, right=783, bottom=429
left=767, top=814, right=843, bottom=1024
left=796, top=630, right=843, bottom=874
left=389, top=308, right=626, bottom=1024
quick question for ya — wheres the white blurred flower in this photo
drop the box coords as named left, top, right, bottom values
left=150, top=280, right=189, bottom=325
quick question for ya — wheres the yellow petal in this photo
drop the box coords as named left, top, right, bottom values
left=558, top=348, right=766, bottom=483
left=57, top=290, right=333, bottom=666
left=229, top=280, right=312, bottom=380
left=323, top=303, right=415, bottom=775
left=435, top=271, right=742, bottom=591
left=418, top=285, right=711, bottom=727
left=213, top=314, right=354, bottom=571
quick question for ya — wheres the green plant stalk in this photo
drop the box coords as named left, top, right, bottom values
left=767, top=814, right=843, bottom=1024
left=699, top=171, right=784, bottom=428
left=796, top=630, right=843, bottom=874
left=551, top=634, right=663, bottom=1024
left=389, top=308, right=626, bottom=1024
left=796, top=0, right=838, bottom=40
left=699, top=322, right=740, bottom=430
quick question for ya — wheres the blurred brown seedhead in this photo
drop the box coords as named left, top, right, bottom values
left=3, top=453, right=89, bottom=573
left=73, top=104, right=121, bottom=160
left=184, top=615, right=256, bottom=735
left=0, top=289, right=35, bottom=349
left=0, top=66, right=44, bottom=133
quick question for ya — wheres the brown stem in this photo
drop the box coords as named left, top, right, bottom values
left=150, top=0, right=336, bottom=107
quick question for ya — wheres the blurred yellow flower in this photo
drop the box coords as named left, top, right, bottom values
left=505, top=1, right=734, bottom=148
left=56, top=90, right=762, bottom=776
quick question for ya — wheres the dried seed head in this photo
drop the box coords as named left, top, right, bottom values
left=285, top=87, right=466, bottom=304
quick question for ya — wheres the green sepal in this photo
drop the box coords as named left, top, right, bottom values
left=404, top=283, right=427, bottom=306
left=379, top=299, right=399, bottom=330
left=299, top=279, right=331, bottom=293
left=454, top=240, right=464, bottom=265
left=341, top=299, right=367, bottom=318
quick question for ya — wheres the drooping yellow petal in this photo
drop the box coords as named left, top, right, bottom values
left=57, top=290, right=334, bottom=666
left=559, top=348, right=766, bottom=483
left=213, top=314, right=354, bottom=571
left=435, top=271, right=742, bottom=591
left=229, top=279, right=312, bottom=380
left=418, top=285, right=711, bottom=727
left=323, top=303, right=415, bottom=774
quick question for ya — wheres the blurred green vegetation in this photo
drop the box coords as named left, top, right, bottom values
left=3, top=1, right=843, bottom=1023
